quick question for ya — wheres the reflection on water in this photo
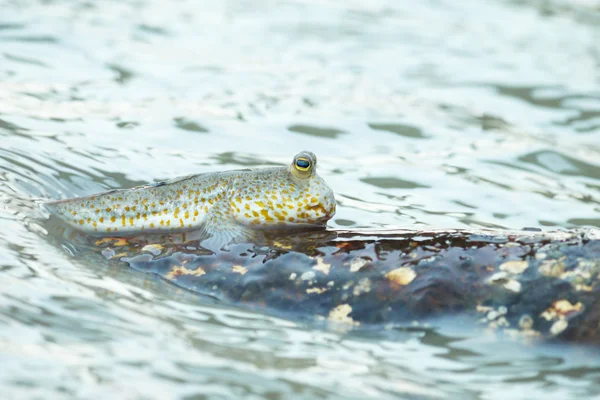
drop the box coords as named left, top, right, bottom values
left=1, top=0, right=600, bottom=398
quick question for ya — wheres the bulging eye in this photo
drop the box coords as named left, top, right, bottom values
left=295, top=158, right=311, bottom=171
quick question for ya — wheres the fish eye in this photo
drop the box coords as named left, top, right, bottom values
left=295, top=158, right=311, bottom=171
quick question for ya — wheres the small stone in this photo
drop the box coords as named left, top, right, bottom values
left=550, top=319, right=568, bottom=336
left=540, top=309, right=557, bottom=321
left=289, top=273, right=297, bottom=280
left=487, top=311, right=499, bottom=320
left=166, top=265, right=206, bottom=279
left=141, top=244, right=163, bottom=256
left=312, top=258, right=331, bottom=275
left=499, top=260, right=529, bottom=274
left=575, top=284, right=593, bottom=292
left=306, top=287, right=328, bottom=294
left=386, top=267, right=417, bottom=286
left=352, top=278, right=372, bottom=296
left=538, top=260, right=565, bottom=278
left=487, top=271, right=508, bottom=283
left=232, top=265, right=248, bottom=275
left=519, top=315, right=534, bottom=330
left=350, top=258, right=368, bottom=273
left=101, top=248, right=116, bottom=260
left=552, top=300, right=583, bottom=316
left=300, top=271, right=316, bottom=281
left=535, top=253, right=547, bottom=260
left=503, top=280, right=522, bottom=292
left=476, top=305, right=494, bottom=313
left=328, top=304, right=358, bottom=325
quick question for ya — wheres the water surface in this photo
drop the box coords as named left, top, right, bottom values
left=2, top=0, right=600, bottom=398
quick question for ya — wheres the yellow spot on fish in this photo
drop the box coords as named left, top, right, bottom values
left=260, top=209, right=274, bottom=221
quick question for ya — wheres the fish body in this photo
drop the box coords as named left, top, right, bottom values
left=46, top=152, right=336, bottom=243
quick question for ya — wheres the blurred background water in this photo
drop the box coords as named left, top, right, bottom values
left=2, top=0, right=600, bottom=398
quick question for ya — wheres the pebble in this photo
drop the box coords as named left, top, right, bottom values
left=300, top=271, right=316, bottom=281
left=328, top=304, right=358, bottom=325
left=101, top=248, right=116, bottom=260
left=499, top=260, right=529, bottom=274
left=312, top=258, right=331, bottom=275
left=538, top=260, right=564, bottom=277
left=352, top=278, right=372, bottom=296
left=519, top=315, right=534, bottom=330
left=550, top=319, right=568, bottom=336
left=232, top=265, right=248, bottom=275
left=386, top=267, right=417, bottom=286
left=350, top=258, right=368, bottom=272
left=141, top=244, right=163, bottom=256
left=503, top=280, right=522, bottom=293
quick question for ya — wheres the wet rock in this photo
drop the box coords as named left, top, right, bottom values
left=61, top=227, right=600, bottom=344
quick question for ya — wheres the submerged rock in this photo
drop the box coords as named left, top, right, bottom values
left=56, top=227, right=600, bottom=344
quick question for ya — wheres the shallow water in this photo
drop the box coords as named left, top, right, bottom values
left=2, top=0, right=600, bottom=398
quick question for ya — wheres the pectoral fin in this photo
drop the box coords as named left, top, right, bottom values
left=198, top=201, right=256, bottom=252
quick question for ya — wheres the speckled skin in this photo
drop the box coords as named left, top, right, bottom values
left=46, top=152, right=336, bottom=238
